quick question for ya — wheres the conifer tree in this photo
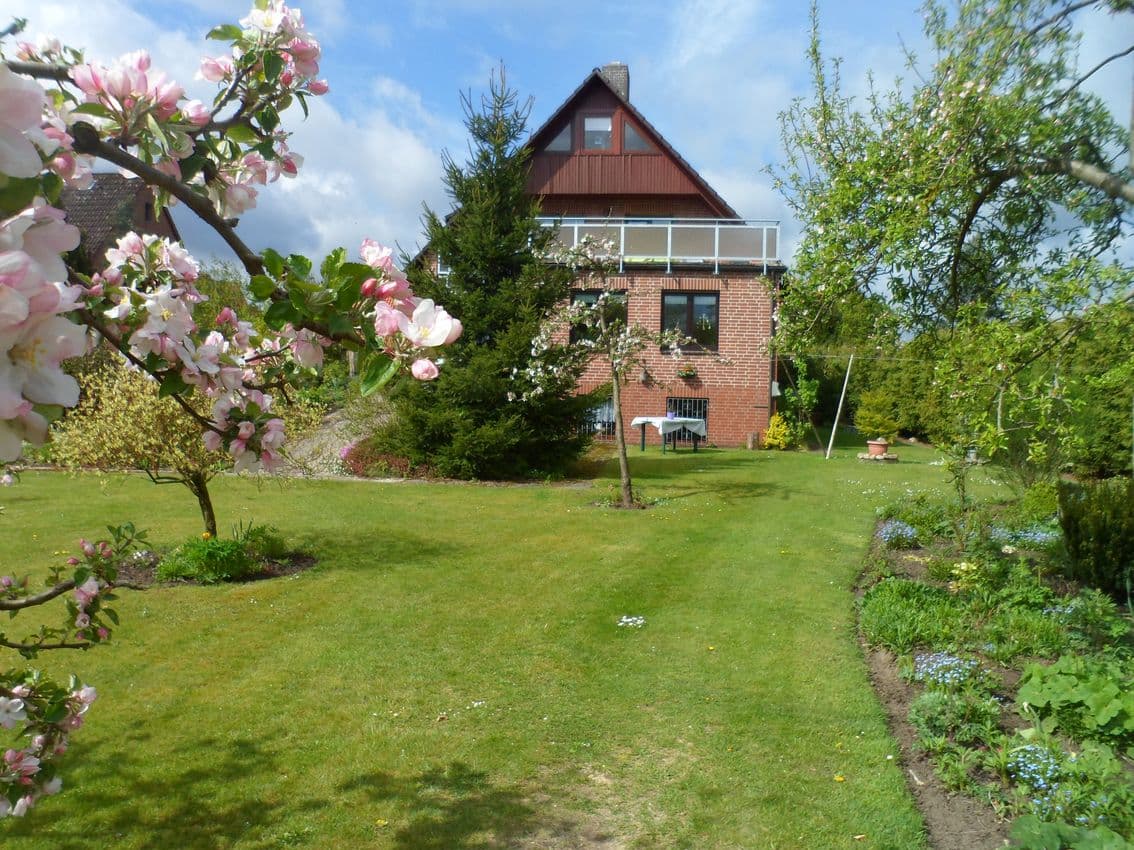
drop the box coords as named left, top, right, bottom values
left=380, top=69, right=600, bottom=479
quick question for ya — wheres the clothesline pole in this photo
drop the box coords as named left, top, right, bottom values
left=826, top=354, right=854, bottom=460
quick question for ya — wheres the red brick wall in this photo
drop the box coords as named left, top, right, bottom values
left=561, top=269, right=779, bottom=447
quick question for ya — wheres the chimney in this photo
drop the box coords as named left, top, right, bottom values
left=599, top=62, right=629, bottom=101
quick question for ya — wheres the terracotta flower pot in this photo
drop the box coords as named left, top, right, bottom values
left=866, top=439, right=890, bottom=457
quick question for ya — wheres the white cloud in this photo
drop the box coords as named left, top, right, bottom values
left=13, top=0, right=453, bottom=270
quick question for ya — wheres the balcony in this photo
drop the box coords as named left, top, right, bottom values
left=435, top=217, right=781, bottom=277
left=541, top=217, right=780, bottom=274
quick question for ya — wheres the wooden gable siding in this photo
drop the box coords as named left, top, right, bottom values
left=537, top=194, right=720, bottom=219
left=526, top=83, right=720, bottom=213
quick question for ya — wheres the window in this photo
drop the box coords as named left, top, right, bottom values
left=623, top=121, right=653, bottom=152
left=571, top=290, right=627, bottom=343
left=583, top=115, right=612, bottom=150
left=666, top=396, right=709, bottom=443
left=662, top=292, right=719, bottom=349
left=584, top=398, right=617, bottom=440
left=545, top=124, right=571, bottom=153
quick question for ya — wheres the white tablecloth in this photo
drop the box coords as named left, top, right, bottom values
left=630, top=416, right=708, bottom=437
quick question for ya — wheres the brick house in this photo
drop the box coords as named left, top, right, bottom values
left=60, top=172, right=181, bottom=271
left=526, top=63, right=784, bottom=447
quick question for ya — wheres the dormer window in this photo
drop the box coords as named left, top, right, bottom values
left=545, top=124, right=571, bottom=153
left=623, top=121, right=654, bottom=152
left=584, top=115, right=612, bottom=150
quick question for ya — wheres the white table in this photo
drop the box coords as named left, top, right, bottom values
left=630, top=416, right=708, bottom=452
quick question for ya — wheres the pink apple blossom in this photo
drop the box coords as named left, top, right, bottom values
left=396, top=299, right=461, bottom=348
left=181, top=99, right=212, bottom=127
left=360, top=239, right=396, bottom=274
left=74, top=576, right=99, bottom=609
left=0, top=697, right=27, bottom=729
left=411, top=358, right=439, bottom=381
left=0, top=64, right=47, bottom=178
left=197, top=55, right=234, bottom=83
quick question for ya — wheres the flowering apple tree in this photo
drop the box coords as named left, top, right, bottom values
left=517, top=237, right=687, bottom=508
left=0, top=0, right=461, bottom=815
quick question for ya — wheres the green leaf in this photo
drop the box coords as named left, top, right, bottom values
left=158, top=372, right=191, bottom=398
left=206, top=23, right=243, bottom=40
left=103, top=608, right=120, bottom=626
left=328, top=313, right=355, bottom=338
left=335, top=277, right=362, bottom=310
left=338, top=262, right=375, bottom=284
left=286, top=254, right=313, bottom=279
left=224, top=124, right=260, bottom=145
left=262, top=52, right=284, bottom=83
left=264, top=300, right=299, bottom=330
left=41, top=172, right=64, bottom=205
left=261, top=248, right=285, bottom=278
left=0, top=177, right=41, bottom=217
left=257, top=104, right=280, bottom=133
left=320, top=247, right=346, bottom=282
left=249, top=274, right=277, bottom=300
left=295, top=92, right=309, bottom=119
left=359, top=354, right=400, bottom=396
left=43, top=702, right=69, bottom=724
left=71, top=102, right=115, bottom=119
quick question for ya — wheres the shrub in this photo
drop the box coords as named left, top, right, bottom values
left=157, top=536, right=257, bottom=584
left=761, top=413, right=796, bottom=450
left=855, top=388, right=901, bottom=441
left=1058, top=479, right=1134, bottom=605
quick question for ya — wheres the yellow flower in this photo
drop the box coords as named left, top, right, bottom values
left=201, top=532, right=212, bottom=540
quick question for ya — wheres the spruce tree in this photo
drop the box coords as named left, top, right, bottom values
left=380, top=70, right=600, bottom=479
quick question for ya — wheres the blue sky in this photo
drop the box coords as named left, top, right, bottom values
left=11, top=0, right=1131, bottom=269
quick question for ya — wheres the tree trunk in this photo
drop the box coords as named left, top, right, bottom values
left=610, top=366, right=634, bottom=508
left=187, top=471, right=218, bottom=537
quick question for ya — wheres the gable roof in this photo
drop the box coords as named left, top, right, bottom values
left=526, top=69, right=740, bottom=219
left=60, top=173, right=182, bottom=266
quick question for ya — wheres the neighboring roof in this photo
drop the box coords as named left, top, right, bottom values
left=60, top=173, right=182, bottom=264
left=525, top=69, right=740, bottom=219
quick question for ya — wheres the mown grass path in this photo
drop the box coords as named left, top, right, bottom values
left=1, top=444, right=968, bottom=848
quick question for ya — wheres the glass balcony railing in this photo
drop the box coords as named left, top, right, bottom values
left=540, top=217, right=780, bottom=273
left=435, top=217, right=781, bottom=276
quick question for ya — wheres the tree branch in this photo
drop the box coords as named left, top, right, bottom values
left=1, top=635, right=92, bottom=652
left=5, top=59, right=70, bottom=81
left=1054, top=156, right=1134, bottom=203
left=1027, top=0, right=1100, bottom=36
left=1049, top=43, right=1134, bottom=108
left=69, top=122, right=265, bottom=277
left=0, top=580, right=75, bottom=611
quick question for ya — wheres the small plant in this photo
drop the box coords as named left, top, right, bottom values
left=156, top=535, right=257, bottom=584
left=1009, top=815, right=1134, bottom=850
left=860, top=578, right=969, bottom=652
left=234, top=522, right=288, bottom=561
left=908, top=689, right=1001, bottom=747
left=675, top=364, right=698, bottom=379
left=878, top=493, right=955, bottom=542
left=1017, top=656, right=1134, bottom=750
left=877, top=519, right=920, bottom=550
left=912, top=651, right=981, bottom=689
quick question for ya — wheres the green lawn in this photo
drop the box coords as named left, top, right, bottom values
left=1, top=442, right=985, bottom=849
